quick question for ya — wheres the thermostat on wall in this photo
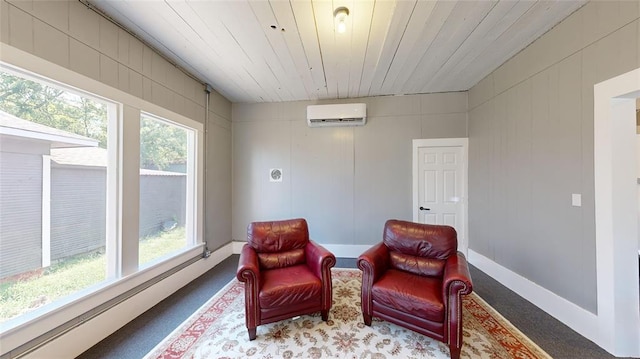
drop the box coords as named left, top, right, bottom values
left=270, top=168, right=282, bottom=182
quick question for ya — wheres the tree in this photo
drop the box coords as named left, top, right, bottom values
left=0, top=72, right=107, bottom=148
left=140, top=116, right=187, bottom=171
left=1, top=71, right=187, bottom=171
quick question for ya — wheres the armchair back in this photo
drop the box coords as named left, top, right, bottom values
left=383, top=220, right=457, bottom=277
left=247, top=218, right=309, bottom=270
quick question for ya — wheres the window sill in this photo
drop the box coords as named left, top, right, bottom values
left=1, top=244, right=204, bottom=355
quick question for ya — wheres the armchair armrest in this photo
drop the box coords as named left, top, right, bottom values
left=442, top=251, right=473, bottom=297
left=305, top=240, right=336, bottom=280
left=237, top=244, right=260, bottom=284
left=442, top=251, right=472, bottom=353
left=357, top=242, right=389, bottom=325
left=236, top=244, right=260, bottom=336
left=305, top=240, right=336, bottom=314
left=357, top=242, right=390, bottom=283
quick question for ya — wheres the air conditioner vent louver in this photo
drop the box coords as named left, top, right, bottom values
left=307, top=103, right=366, bottom=127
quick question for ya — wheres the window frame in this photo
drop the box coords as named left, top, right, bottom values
left=138, top=111, right=200, bottom=267
left=0, top=63, right=119, bottom=281
left=0, top=43, right=204, bottom=348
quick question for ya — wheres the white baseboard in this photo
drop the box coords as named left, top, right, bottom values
left=232, top=240, right=245, bottom=254
left=468, top=249, right=600, bottom=347
left=231, top=241, right=372, bottom=259
left=24, top=243, right=234, bottom=359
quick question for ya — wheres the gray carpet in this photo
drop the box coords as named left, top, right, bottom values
left=77, top=255, right=627, bottom=359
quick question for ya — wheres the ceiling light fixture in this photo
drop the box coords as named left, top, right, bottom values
left=334, top=7, right=349, bottom=34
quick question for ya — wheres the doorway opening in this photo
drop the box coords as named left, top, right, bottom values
left=593, top=69, right=640, bottom=357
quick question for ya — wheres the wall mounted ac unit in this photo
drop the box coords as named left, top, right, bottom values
left=306, top=103, right=366, bottom=127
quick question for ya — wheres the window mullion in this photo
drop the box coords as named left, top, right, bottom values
left=120, top=105, right=141, bottom=276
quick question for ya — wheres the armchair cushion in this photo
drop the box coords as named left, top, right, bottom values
left=257, top=248, right=306, bottom=270
left=372, top=269, right=444, bottom=322
left=259, top=265, right=321, bottom=309
left=389, top=251, right=446, bottom=277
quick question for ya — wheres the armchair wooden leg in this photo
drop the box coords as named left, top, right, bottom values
left=363, top=313, right=372, bottom=326
left=248, top=327, right=256, bottom=341
left=449, top=344, right=461, bottom=359
left=321, top=310, right=329, bottom=321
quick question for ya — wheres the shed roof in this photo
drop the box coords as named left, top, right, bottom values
left=51, top=147, right=185, bottom=176
left=51, top=147, right=106, bottom=167
left=0, top=110, right=98, bottom=148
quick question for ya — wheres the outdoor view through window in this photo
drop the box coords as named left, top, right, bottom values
left=0, top=69, right=112, bottom=324
left=138, top=113, right=194, bottom=267
left=0, top=66, right=198, bottom=327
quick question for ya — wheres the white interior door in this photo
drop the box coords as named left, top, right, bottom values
left=413, top=139, right=468, bottom=254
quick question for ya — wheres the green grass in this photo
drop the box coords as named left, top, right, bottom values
left=0, top=227, right=186, bottom=323
left=139, top=227, right=186, bottom=265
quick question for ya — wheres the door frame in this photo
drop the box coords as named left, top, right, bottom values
left=593, top=68, right=640, bottom=357
left=412, top=138, right=469, bottom=255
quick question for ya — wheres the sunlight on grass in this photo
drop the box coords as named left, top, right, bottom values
left=0, top=252, right=106, bottom=323
left=139, top=227, right=186, bottom=265
left=0, top=227, right=185, bottom=323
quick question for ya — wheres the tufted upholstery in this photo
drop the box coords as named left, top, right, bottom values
left=358, top=220, right=473, bottom=359
left=237, top=218, right=336, bottom=340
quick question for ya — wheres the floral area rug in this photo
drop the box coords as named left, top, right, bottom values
left=144, top=268, right=551, bottom=359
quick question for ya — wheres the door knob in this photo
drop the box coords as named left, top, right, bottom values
left=419, top=206, right=430, bottom=211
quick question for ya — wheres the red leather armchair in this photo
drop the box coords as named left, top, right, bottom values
left=357, top=220, right=473, bottom=359
left=236, top=218, right=336, bottom=340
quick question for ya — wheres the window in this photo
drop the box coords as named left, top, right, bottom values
left=139, top=113, right=197, bottom=266
left=0, top=56, right=203, bottom=341
left=0, top=66, right=116, bottom=324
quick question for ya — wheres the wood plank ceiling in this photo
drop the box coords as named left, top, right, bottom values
left=88, top=0, right=586, bottom=104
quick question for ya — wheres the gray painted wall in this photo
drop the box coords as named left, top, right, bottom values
left=232, top=93, right=467, bottom=245
left=0, top=0, right=233, bottom=252
left=205, top=100, right=232, bottom=251
left=467, top=1, right=640, bottom=313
